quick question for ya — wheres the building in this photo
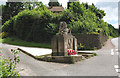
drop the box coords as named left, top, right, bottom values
left=8, top=0, right=38, bottom=2
left=67, top=0, right=79, bottom=9
left=50, top=0, right=58, bottom=2
left=47, top=7, right=64, bottom=13
left=47, top=0, right=64, bottom=13
left=69, top=0, right=79, bottom=2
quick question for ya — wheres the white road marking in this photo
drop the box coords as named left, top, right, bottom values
left=111, top=49, right=114, bottom=55
left=115, top=69, right=120, bottom=73
left=115, top=49, right=118, bottom=52
left=114, top=65, right=119, bottom=69
left=114, top=65, right=120, bottom=73
left=115, top=49, right=119, bottom=55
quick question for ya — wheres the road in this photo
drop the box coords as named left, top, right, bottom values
left=0, top=38, right=119, bottom=76
left=111, top=37, right=119, bottom=49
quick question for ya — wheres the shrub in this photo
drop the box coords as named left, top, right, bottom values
left=1, top=2, right=118, bottom=44
left=0, top=32, right=8, bottom=38
left=1, top=17, right=15, bottom=36
left=13, top=9, right=54, bottom=42
left=92, top=53, right=97, bottom=56
left=0, top=49, right=23, bottom=77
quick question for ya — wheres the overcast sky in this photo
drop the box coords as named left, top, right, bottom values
left=0, top=0, right=119, bottom=29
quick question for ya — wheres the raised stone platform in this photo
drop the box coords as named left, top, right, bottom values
left=36, top=55, right=82, bottom=64
left=35, top=52, right=96, bottom=64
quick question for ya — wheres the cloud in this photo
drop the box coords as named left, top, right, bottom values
left=100, top=7, right=118, bottom=21
left=97, top=0, right=119, bottom=2
left=96, top=2, right=118, bottom=28
left=0, top=0, right=7, bottom=5
left=112, top=23, right=118, bottom=29
left=80, top=0, right=98, bottom=5
left=58, top=0, right=68, bottom=8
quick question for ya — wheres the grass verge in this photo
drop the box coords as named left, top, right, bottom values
left=0, top=37, right=51, bottom=49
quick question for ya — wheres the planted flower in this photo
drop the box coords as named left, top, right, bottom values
left=0, top=54, right=2, bottom=56
left=67, top=49, right=77, bottom=56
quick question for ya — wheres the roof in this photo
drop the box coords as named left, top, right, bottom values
left=47, top=7, right=64, bottom=12
left=50, top=0, right=58, bottom=2
left=69, top=0, right=79, bottom=2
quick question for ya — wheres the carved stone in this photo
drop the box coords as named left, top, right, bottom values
left=51, top=22, right=77, bottom=56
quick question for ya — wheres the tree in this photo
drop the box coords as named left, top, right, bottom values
left=69, top=2, right=85, bottom=16
left=88, top=3, right=106, bottom=19
left=48, top=2, right=61, bottom=6
left=2, top=2, right=24, bottom=24
left=0, top=5, right=3, bottom=16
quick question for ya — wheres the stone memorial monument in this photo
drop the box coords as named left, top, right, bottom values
left=51, top=21, right=77, bottom=56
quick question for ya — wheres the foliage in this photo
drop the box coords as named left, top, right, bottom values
left=2, top=2, right=24, bottom=24
left=1, top=17, right=15, bottom=36
left=1, top=4, right=58, bottom=42
left=92, top=53, right=97, bottom=56
left=0, top=48, right=23, bottom=77
left=1, top=2, right=118, bottom=44
left=24, top=2, right=45, bottom=10
left=13, top=9, right=54, bottom=42
left=48, top=2, right=61, bottom=6
left=1, top=2, right=45, bottom=25
left=77, top=43, right=98, bottom=50
left=63, top=2, right=117, bottom=37
left=108, top=24, right=118, bottom=37
left=0, top=5, right=3, bottom=16
left=88, top=3, right=106, bottom=19
left=0, top=32, right=8, bottom=38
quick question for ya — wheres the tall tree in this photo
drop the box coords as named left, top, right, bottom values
left=2, top=2, right=24, bottom=24
left=48, top=2, right=61, bottom=7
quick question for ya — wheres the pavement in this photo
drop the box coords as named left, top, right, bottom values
left=18, top=46, right=52, bottom=56
left=1, top=38, right=119, bottom=76
left=111, top=37, right=119, bottom=49
left=5, top=43, right=97, bottom=57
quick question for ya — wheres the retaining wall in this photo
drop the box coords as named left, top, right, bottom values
left=73, top=33, right=108, bottom=49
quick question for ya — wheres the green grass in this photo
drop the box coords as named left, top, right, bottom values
left=108, top=36, right=114, bottom=39
left=0, top=37, right=51, bottom=49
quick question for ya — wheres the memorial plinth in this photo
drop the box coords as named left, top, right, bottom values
left=51, top=22, right=77, bottom=56
left=35, top=22, right=95, bottom=64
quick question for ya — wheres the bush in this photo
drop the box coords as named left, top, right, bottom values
left=13, top=9, right=55, bottom=42
left=108, top=24, right=119, bottom=37
left=0, top=48, right=23, bottom=77
left=1, top=2, right=118, bottom=44
left=0, top=32, right=8, bottom=38
left=1, top=17, right=15, bottom=36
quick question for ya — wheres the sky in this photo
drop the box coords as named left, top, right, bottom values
left=0, top=0, right=119, bottom=29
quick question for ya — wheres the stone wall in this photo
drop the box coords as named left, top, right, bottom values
left=73, top=33, right=108, bottom=49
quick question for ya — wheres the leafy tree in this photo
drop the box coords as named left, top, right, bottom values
left=23, top=2, right=43, bottom=10
left=48, top=2, right=61, bottom=6
left=1, top=1, right=118, bottom=43
left=108, top=24, right=118, bottom=37
left=11, top=6, right=54, bottom=42
left=2, top=2, right=24, bottom=24
left=69, top=2, right=85, bottom=16
left=88, top=3, right=106, bottom=19
left=0, top=5, right=3, bottom=16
